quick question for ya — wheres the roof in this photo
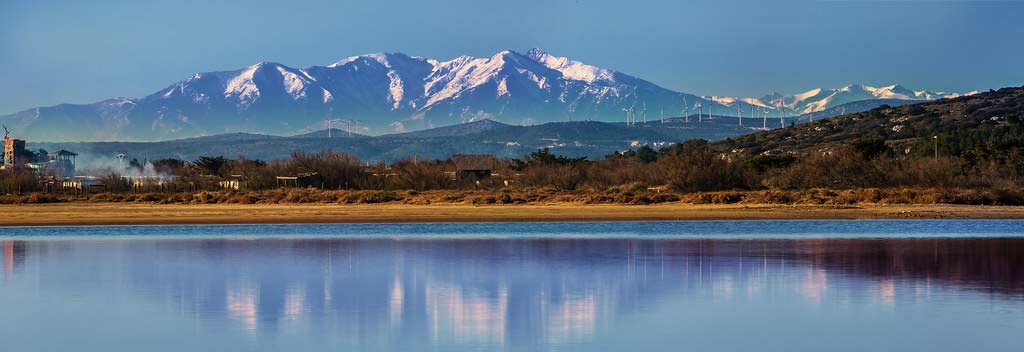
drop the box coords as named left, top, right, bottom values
left=50, top=150, right=77, bottom=156
left=450, top=154, right=495, bottom=171
left=276, top=172, right=319, bottom=180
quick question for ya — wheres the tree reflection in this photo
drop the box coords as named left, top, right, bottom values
left=4, top=237, right=1023, bottom=348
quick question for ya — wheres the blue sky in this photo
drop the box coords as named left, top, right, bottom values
left=2, top=0, right=1023, bottom=114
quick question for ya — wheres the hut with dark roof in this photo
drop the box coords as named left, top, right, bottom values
left=49, top=150, right=78, bottom=176
left=449, top=154, right=496, bottom=180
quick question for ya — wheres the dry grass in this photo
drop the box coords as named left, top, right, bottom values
left=4, top=202, right=1024, bottom=227
left=4, top=186, right=1023, bottom=206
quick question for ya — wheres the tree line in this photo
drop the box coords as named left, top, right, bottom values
left=3, top=135, right=1019, bottom=197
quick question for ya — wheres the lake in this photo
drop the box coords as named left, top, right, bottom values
left=1, top=220, right=1022, bottom=351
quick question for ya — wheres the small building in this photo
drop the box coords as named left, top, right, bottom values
left=61, top=176, right=102, bottom=194
left=48, top=150, right=77, bottom=176
left=449, top=154, right=496, bottom=180
left=127, top=176, right=170, bottom=192
left=3, top=135, right=26, bottom=168
left=276, top=172, right=319, bottom=188
left=218, top=175, right=245, bottom=190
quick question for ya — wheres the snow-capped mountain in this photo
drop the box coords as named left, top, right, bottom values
left=748, top=84, right=971, bottom=115
left=0, top=49, right=972, bottom=141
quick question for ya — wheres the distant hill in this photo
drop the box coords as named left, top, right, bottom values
left=29, top=116, right=763, bottom=163
left=290, top=129, right=369, bottom=139
left=716, top=86, right=1024, bottom=160
left=29, top=87, right=1020, bottom=165
left=174, top=132, right=285, bottom=143
left=387, top=119, right=510, bottom=138
left=793, top=98, right=924, bottom=122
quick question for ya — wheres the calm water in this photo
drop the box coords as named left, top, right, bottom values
left=1, top=220, right=1022, bottom=351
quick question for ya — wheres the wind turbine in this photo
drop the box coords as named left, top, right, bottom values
left=696, top=102, right=704, bottom=123
left=681, top=96, right=690, bottom=123
left=325, top=107, right=334, bottom=138
left=780, top=109, right=786, bottom=128
left=762, top=108, right=768, bottom=129
left=641, top=101, right=648, bottom=124
left=622, top=99, right=637, bottom=126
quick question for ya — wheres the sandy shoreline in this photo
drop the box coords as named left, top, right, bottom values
left=2, top=203, right=1024, bottom=226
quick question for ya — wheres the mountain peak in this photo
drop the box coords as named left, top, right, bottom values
left=526, top=48, right=547, bottom=60
left=490, top=50, right=515, bottom=61
left=327, top=52, right=424, bottom=68
left=329, top=53, right=385, bottom=68
left=249, top=61, right=284, bottom=69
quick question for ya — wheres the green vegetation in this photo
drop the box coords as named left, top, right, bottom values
left=719, top=86, right=1024, bottom=167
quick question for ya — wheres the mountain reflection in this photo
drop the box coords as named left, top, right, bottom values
left=3, top=237, right=1023, bottom=348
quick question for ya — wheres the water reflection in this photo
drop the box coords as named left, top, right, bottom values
left=3, top=240, right=25, bottom=275
left=2, top=236, right=1023, bottom=351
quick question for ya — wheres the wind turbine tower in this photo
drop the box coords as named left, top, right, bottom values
left=738, top=106, right=743, bottom=127
left=325, top=107, right=335, bottom=138
left=682, top=97, right=690, bottom=123
left=641, top=101, right=648, bottom=124
left=696, top=102, right=704, bottom=123
left=623, top=100, right=637, bottom=126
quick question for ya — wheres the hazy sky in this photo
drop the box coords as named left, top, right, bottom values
left=2, top=0, right=1023, bottom=114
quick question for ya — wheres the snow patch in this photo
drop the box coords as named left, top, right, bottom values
left=423, top=54, right=507, bottom=106
left=321, top=88, right=333, bottom=103
left=389, top=121, right=407, bottom=132
left=527, top=48, right=614, bottom=83
left=793, top=88, right=823, bottom=103
left=224, top=65, right=261, bottom=107
left=386, top=70, right=404, bottom=109
left=496, top=77, right=510, bottom=97
left=277, top=66, right=310, bottom=100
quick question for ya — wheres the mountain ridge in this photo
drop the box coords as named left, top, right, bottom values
left=1, top=49, right=972, bottom=142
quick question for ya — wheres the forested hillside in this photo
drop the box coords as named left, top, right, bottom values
left=718, top=86, right=1024, bottom=170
